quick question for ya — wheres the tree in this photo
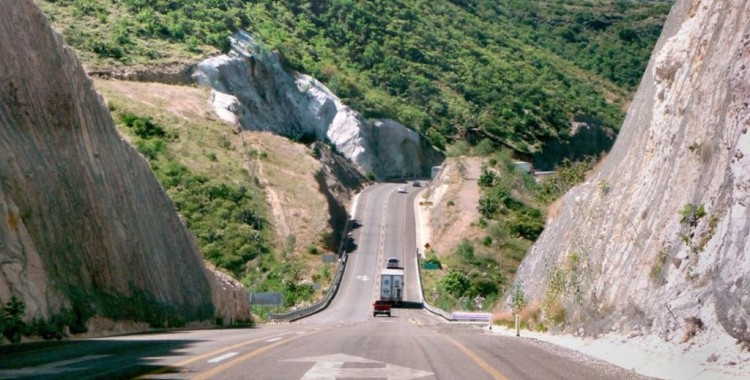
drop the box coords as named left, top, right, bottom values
left=439, top=271, right=470, bottom=297
left=2, top=296, right=25, bottom=344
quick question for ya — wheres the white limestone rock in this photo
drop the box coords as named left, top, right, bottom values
left=194, top=32, right=444, bottom=179
left=511, top=0, right=750, bottom=347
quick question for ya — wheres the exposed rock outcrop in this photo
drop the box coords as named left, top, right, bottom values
left=533, top=115, right=617, bottom=171
left=0, top=0, right=248, bottom=337
left=194, top=32, right=445, bottom=180
left=512, top=0, right=750, bottom=347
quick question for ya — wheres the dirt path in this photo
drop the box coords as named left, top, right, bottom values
left=417, top=157, right=483, bottom=256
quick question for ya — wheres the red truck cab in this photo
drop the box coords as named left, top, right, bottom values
left=372, top=300, right=391, bottom=317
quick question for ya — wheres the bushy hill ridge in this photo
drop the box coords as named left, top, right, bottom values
left=96, top=79, right=361, bottom=310
left=28, top=0, right=670, bottom=315
left=37, top=0, right=670, bottom=167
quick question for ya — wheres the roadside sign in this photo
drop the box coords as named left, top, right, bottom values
left=249, top=292, right=283, bottom=306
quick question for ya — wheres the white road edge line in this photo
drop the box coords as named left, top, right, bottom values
left=207, top=352, right=239, bottom=363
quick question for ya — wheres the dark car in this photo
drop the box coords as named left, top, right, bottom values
left=386, top=257, right=400, bottom=268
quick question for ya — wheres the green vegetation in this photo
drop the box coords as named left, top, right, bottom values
left=504, top=0, right=671, bottom=90
left=35, top=1, right=670, bottom=313
left=509, top=282, right=528, bottom=314
left=2, top=296, right=77, bottom=344
left=426, top=239, right=505, bottom=311
left=478, top=150, right=547, bottom=268
left=1, top=296, right=25, bottom=344
left=679, top=203, right=706, bottom=228
left=424, top=149, right=600, bottom=312
left=112, top=107, right=311, bottom=310
left=40, top=0, right=669, bottom=161
left=536, top=157, right=596, bottom=203
left=679, top=203, right=708, bottom=253
left=119, top=113, right=273, bottom=278
left=650, top=245, right=670, bottom=285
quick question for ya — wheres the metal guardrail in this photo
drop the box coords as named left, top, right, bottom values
left=268, top=201, right=356, bottom=322
left=422, top=301, right=491, bottom=323
left=269, top=184, right=493, bottom=324
left=268, top=253, right=348, bottom=322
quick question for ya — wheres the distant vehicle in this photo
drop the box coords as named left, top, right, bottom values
left=397, top=186, right=407, bottom=193
left=380, top=268, right=404, bottom=303
left=412, top=181, right=420, bottom=187
left=372, top=300, right=391, bottom=317
left=386, top=257, right=400, bottom=268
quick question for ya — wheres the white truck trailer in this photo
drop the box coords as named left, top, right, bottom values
left=380, top=268, right=404, bottom=303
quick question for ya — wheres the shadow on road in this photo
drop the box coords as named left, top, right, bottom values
left=0, top=337, right=203, bottom=379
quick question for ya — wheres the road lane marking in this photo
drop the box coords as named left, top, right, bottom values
left=266, top=337, right=283, bottom=342
left=193, top=330, right=321, bottom=380
left=444, top=335, right=508, bottom=380
left=287, top=353, right=432, bottom=379
left=136, top=331, right=299, bottom=379
left=207, top=352, right=238, bottom=363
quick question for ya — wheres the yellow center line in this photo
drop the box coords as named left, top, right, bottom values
left=135, top=330, right=301, bottom=379
left=193, top=329, right=322, bottom=380
left=443, top=335, right=508, bottom=380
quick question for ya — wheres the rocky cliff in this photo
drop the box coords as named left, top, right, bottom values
left=0, top=0, right=248, bottom=338
left=194, top=32, right=445, bottom=180
left=512, top=0, right=750, bottom=348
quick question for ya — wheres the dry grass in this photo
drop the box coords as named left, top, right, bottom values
left=36, top=1, right=211, bottom=71
left=241, top=132, right=329, bottom=261
left=492, top=302, right=546, bottom=331
left=547, top=197, right=563, bottom=220
left=95, top=79, right=249, bottom=183
left=682, top=316, right=705, bottom=343
left=94, top=79, right=331, bottom=279
left=429, top=157, right=483, bottom=255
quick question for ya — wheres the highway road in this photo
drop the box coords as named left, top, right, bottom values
left=0, top=183, right=650, bottom=380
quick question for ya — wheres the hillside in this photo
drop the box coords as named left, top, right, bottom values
left=29, top=0, right=670, bottom=314
left=95, top=78, right=360, bottom=309
left=36, top=0, right=670, bottom=168
left=508, top=0, right=750, bottom=371
left=0, top=1, right=249, bottom=343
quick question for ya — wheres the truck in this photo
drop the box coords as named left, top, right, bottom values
left=379, top=268, right=404, bottom=304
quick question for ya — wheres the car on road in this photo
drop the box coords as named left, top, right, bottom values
left=386, top=257, right=400, bottom=268
left=412, top=181, right=420, bottom=187
left=397, top=186, right=407, bottom=193
left=372, top=300, right=391, bottom=317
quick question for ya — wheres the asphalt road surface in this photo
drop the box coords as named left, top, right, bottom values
left=0, top=182, right=651, bottom=380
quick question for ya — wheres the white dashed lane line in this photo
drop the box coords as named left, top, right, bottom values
left=207, top=352, right=239, bottom=363
left=266, top=337, right=283, bottom=343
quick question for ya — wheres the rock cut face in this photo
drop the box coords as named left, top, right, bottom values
left=511, top=0, right=750, bottom=344
left=0, top=0, right=248, bottom=331
left=195, top=31, right=445, bottom=180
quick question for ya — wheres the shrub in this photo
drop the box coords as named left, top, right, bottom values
left=438, top=271, right=470, bottom=297
left=2, top=296, right=25, bottom=344
left=425, top=254, right=442, bottom=269
left=478, top=166, right=496, bottom=187
left=455, top=239, right=477, bottom=265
